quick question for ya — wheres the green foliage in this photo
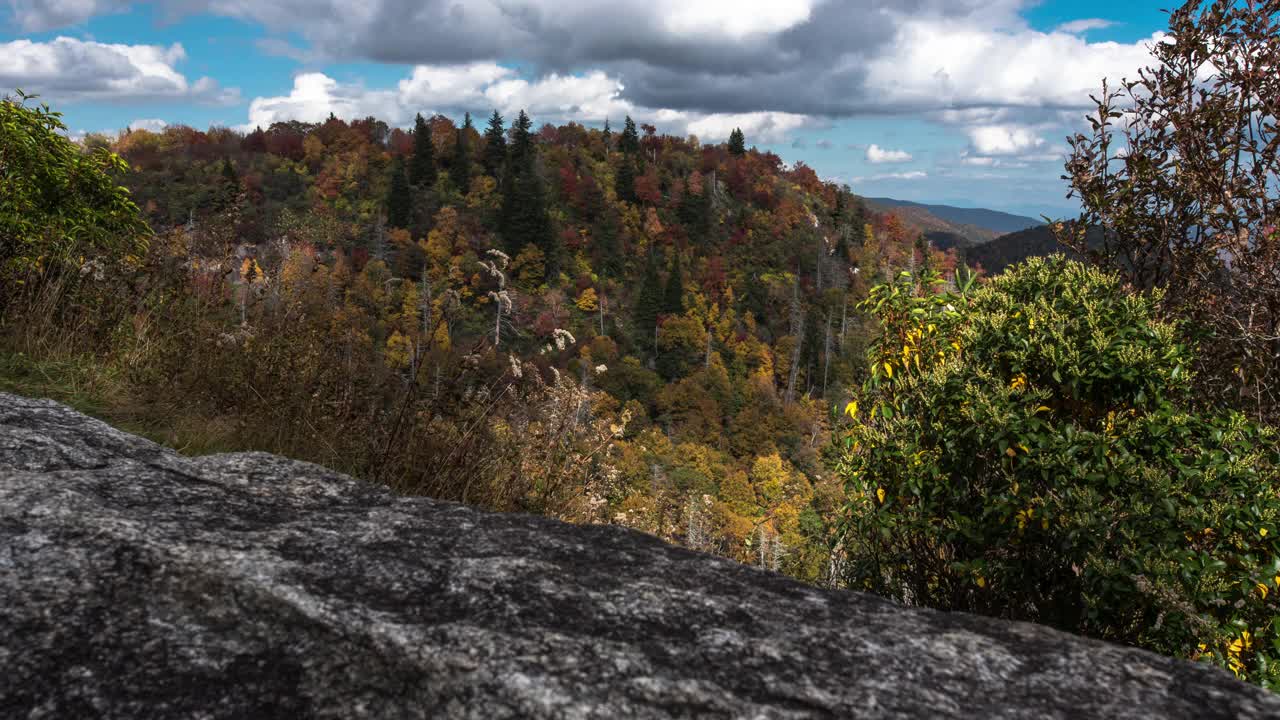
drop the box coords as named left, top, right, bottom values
left=727, top=128, right=746, bottom=156
left=632, top=253, right=663, bottom=351
left=0, top=92, right=149, bottom=285
left=481, top=110, right=506, bottom=178
left=663, top=252, right=685, bottom=316
left=836, top=256, right=1280, bottom=688
left=385, top=155, right=411, bottom=229
left=409, top=114, right=435, bottom=186
left=449, top=127, right=470, bottom=192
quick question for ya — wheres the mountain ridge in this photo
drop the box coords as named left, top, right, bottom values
left=863, top=197, right=1043, bottom=236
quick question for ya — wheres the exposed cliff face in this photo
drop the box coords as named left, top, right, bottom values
left=2, top=392, right=1276, bottom=719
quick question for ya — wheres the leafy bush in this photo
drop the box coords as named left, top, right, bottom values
left=836, top=256, right=1280, bottom=688
left=1, top=91, right=149, bottom=286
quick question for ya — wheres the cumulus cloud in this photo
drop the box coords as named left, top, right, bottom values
left=1055, top=18, right=1116, bottom=34
left=6, top=0, right=1157, bottom=119
left=6, top=0, right=124, bottom=31
left=866, top=144, right=913, bottom=164
left=242, top=65, right=813, bottom=143
left=966, top=124, right=1046, bottom=156
left=863, top=19, right=1161, bottom=113
left=128, top=117, right=169, bottom=132
left=0, top=36, right=237, bottom=104
left=853, top=171, right=928, bottom=182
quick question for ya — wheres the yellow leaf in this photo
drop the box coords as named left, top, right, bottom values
left=883, top=362, right=893, bottom=378
left=1256, top=582, right=1269, bottom=600
left=876, top=487, right=886, bottom=504
left=975, top=576, right=986, bottom=588
left=1035, top=405, right=1051, bottom=414
left=1017, top=444, right=1030, bottom=454
left=1005, top=447, right=1016, bottom=457
left=844, top=401, right=859, bottom=418
left=1261, top=528, right=1269, bottom=538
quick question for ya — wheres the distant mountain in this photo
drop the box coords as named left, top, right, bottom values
left=860, top=199, right=1000, bottom=248
left=962, top=224, right=1103, bottom=274
left=863, top=198, right=1043, bottom=236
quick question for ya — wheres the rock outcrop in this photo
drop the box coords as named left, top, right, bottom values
left=2, top=392, right=1277, bottom=719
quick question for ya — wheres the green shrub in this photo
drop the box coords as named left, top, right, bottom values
left=0, top=91, right=149, bottom=286
left=836, top=256, right=1280, bottom=688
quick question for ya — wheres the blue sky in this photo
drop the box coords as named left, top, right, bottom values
left=1, top=0, right=1176, bottom=218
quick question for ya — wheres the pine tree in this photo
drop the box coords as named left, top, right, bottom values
left=482, top=110, right=506, bottom=178
left=595, top=209, right=623, bottom=280
left=219, top=157, right=239, bottom=208
left=220, top=157, right=239, bottom=187
left=619, top=116, right=640, bottom=155
left=663, top=252, right=685, bottom=316
left=615, top=115, right=643, bottom=203
left=601, top=118, right=612, bottom=154
left=615, top=157, right=637, bottom=203
left=409, top=114, right=435, bottom=186
left=500, top=110, right=557, bottom=280
left=510, top=110, right=535, bottom=166
left=728, top=128, right=746, bottom=156
left=450, top=127, right=470, bottom=192
left=386, top=155, right=412, bottom=228
left=633, top=252, right=663, bottom=350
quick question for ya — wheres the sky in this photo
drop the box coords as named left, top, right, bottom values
left=1, top=0, right=1177, bottom=218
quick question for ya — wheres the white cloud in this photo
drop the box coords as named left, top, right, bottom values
left=479, top=70, right=632, bottom=122
left=6, top=0, right=123, bottom=31
left=660, top=0, right=814, bottom=39
left=865, top=144, right=913, bottom=164
left=675, top=110, right=812, bottom=144
left=864, top=19, right=1161, bottom=112
left=244, top=73, right=403, bottom=128
left=128, top=118, right=169, bottom=132
left=853, top=171, right=928, bottom=182
left=966, top=124, right=1045, bottom=155
left=241, top=65, right=813, bottom=143
left=1055, top=19, right=1116, bottom=34
left=0, top=36, right=237, bottom=104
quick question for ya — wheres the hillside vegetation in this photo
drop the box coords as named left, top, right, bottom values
left=2, top=0, right=1278, bottom=690
left=7, top=97, right=969, bottom=583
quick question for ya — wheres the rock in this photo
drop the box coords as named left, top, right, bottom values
left=1, top=392, right=1276, bottom=719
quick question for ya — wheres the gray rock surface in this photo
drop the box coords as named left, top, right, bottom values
left=2, top=391, right=1277, bottom=719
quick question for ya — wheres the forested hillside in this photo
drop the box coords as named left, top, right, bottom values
left=54, top=110, right=958, bottom=582
left=7, top=0, right=1279, bottom=686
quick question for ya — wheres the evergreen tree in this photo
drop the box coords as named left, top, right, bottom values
left=220, top=157, right=239, bottom=187
left=386, top=155, right=412, bottom=228
left=619, top=116, right=640, bottom=155
left=409, top=113, right=435, bottom=186
left=678, top=185, right=711, bottom=245
left=601, top=118, right=612, bottom=153
left=218, top=157, right=239, bottom=208
left=595, top=208, right=624, bottom=280
left=510, top=110, right=535, bottom=166
left=615, top=115, right=642, bottom=203
left=616, top=157, right=637, bottom=204
left=728, top=128, right=746, bottom=156
left=482, top=110, right=506, bottom=178
left=633, top=252, right=663, bottom=350
left=663, top=252, right=685, bottom=316
left=500, top=110, right=557, bottom=280
left=450, top=127, right=470, bottom=192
